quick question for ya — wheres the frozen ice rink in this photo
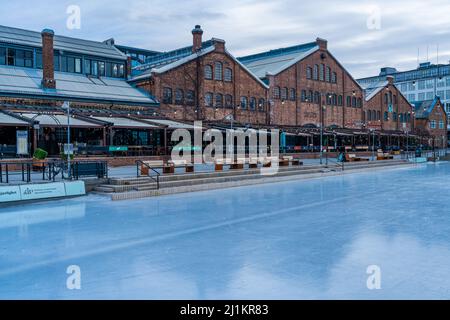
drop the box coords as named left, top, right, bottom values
left=1, top=163, right=450, bottom=299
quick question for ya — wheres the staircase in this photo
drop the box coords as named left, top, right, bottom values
left=93, top=159, right=411, bottom=200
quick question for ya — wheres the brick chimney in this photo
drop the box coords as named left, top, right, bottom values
left=212, top=38, right=225, bottom=53
left=127, top=56, right=132, bottom=79
left=192, top=25, right=203, bottom=53
left=316, top=37, right=328, bottom=51
left=386, top=75, right=394, bottom=85
left=41, top=28, right=56, bottom=89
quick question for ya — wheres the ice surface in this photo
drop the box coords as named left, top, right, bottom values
left=0, top=163, right=450, bottom=299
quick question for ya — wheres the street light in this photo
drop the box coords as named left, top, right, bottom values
left=62, top=101, right=71, bottom=179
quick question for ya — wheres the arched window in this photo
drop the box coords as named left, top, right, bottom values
left=352, top=96, right=357, bottom=107
left=215, top=93, right=223, bottom=108
left=384, top=111, right=389, bottom=121
left=338, top=95, right=343, bottom=106
left=377, top=111, right=381, bottom=120
left=289, top=88, right=296, bottom=101
left=368, top=110, right=372, bottom=121
left=301, top=90, right=307, bottom=102
left=205, top=92, right=213, bottom=107
left=306, top=67, right=312, bottom=79
left=225, top=95, right=233, bottom=108
left=313, top=65, right=319, bottom=80
left=393, top=112, right=398, bottom=121
left=346, top=96, right=351, bottom=107
left=384, top=93, right=389, bottom=104
left=214, top=62, right=223, bottom=80
left=309, top=90, right=314, bottom=103
left=258, top=98, right=265, bottom=111
left=249, top=97, right=256, bottom=110
left=186, top=90, right=195, bottom=106
left=319, top=64, right=325, bottom=81
left=240, top=96, right=248, bottom=109
left=314, top=91, right=320, bottom=104
left=175, top=89, right=184, bottom=105
left=331, top=72, right=337, bottom=84
left=326, top=66, right=331, bottom=82
left=399, top=113, right=403, bottom=122
left=224, top=68, right=232, bottom=82
left=357, top=98, right=362, bottom=107
left=162, top=87, right=172, bottom=104
left=204, top=65, right=213, bottom=80
left=281, top=87, right=288, bottom=100
left=273, top=86, right=281, bottom=99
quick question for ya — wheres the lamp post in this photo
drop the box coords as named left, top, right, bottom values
left=62, top=101, right=71, bottom=179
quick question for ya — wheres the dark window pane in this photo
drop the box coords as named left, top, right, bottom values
left=0, top=47, right=7, bottom=65
left=85, top=60, right=91, bottom=75
left=61, top=56, right=68, bottom=72
left=105, top=62, right=112, bottom=77
left=98, top=61, right=105, bottom=76
left=67, top=57, right=75, bottom=73
left=53, top=54, right=60, bottom=71
left=7, top=48, right=15, bottom=66
left=75, top=58, right=82, bottom=73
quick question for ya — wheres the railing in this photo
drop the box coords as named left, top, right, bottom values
left=324, top=157, right=345, bottom=172
left=0, top=160, right=108, bottom=184
left=136, top=160, right=160, bottom=189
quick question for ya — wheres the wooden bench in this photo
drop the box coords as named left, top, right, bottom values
left=376, top=150, right=394, bottom=160
left=345, top=154, right=369, bottom=162
left=230, top=158, right=245, bottom=170
left=168, top=159, right=194, bottom=173
left=282, top=156, right=303, bottom=166
left=141, top=160, right=173, bottom=175
left=249, top=157, right=259, bottom=169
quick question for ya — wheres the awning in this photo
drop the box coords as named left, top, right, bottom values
left=20, top=113, right=102, bottom=128
left=0, top=111, right=31, bottom=126
left=92, top=116, right=160, bottom=129
left=144, top=119, right=195, bottom=130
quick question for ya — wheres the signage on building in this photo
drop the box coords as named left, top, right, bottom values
left=64, top=143, right=74, bottom=155
left=16, top=130, right=28, bottom=155
left=109, top=146, right=128, bottom=152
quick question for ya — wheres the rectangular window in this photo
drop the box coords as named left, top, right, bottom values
left=105, top=62, right=112, bottom=77
left=112, top=63, right=118, bottom=77
left=408, top=82, right=416, bottom=91
left=418, top=93, right=425, bottom=101
left=426, top=92, right=434, bottom=100
left=446, top=77, right=450, bottom=87
left=0, top=47, right=6, bottom=65
left=7, top=48, right=15, bottom=65
left=61, top=56, right=68, bottom=72
left=92, top=61, right=98, bottom=76
left=98, top=61, right=105, bottom=76
left=430, top=120, right=436, bottom=129
left=75, top=58, right=82, bottom=73
left=437, top=90, right=445, bottom=99
left=418, top=80, right=425, bottom=90
left=85, top=59, right=91, bottom=75
left=119, top=64, right=125, bottom=78
left=35, top=51, right=42, bottom=69
left=439, top=121, right=444, bottom=129
left=446, top=103, right=450, bottom=113
left=426, top=79, right=434, bottom=89
left=67, top=57, right=75, bottom=73
left=401, top=83, right=408, bottom=92
left=437, top=78, right=446, bottom=88
left=53, top=54, right=60, bottom=71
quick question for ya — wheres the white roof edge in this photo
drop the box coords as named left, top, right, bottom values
left=364, top=81, right=388, bottom=101
left=270, top=45, right=320, bottom=77
left=224, top=49, right=269, bottom=89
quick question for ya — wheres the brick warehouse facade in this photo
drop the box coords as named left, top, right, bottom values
left=363, top=76, right=413, bottom=132
left=413, top=97, right=448, bottom=148
left=130, top=26, right=269, bottom=125
left=238, top=38, right=364, bottom=129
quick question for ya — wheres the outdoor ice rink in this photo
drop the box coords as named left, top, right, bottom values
left=0, top=163, right=449, bottom=299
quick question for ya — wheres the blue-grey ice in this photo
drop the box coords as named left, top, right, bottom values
left=0, top=163, right=450, bottom=299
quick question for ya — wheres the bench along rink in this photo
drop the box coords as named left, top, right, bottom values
left=0, top=163, right=450, bottom=299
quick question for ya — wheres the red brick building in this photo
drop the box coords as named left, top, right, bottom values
left=412, top=97, right=448, bottom=148
left=238, top=38, right=364, bottom=129
left=130, top=26, right=269, bottom=126
left=362, top=76, right=413, bottom=132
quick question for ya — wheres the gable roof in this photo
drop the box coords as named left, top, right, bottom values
left=0, top=65, right=158, bottom=106
left=237, top=42, right=319, bottom=78
left=0, top=25, right=126, bottom=60
left=130, top=41, right=269, bottom=89
left=411, top=97, right=442, bottom=119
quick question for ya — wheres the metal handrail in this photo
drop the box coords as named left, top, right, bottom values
left=136, top=160, right=160, bottom=189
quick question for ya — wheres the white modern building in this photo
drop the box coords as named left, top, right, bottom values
left=358, top=62, right=450, bottom=130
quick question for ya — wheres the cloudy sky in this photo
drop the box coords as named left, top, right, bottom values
left=2, top=0, right=450, bottom=78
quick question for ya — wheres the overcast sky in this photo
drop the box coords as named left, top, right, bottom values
left=2, top=0, right=450, bottom=78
